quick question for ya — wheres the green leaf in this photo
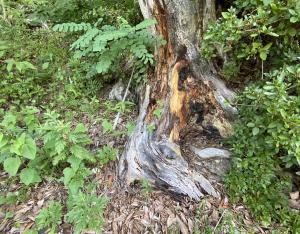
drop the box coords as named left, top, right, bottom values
left=247, top=123, right=255, bottom=128
left=221, top=12, right=230, bottom=19
left=10, top=133, right=26, bottom=156
left=5, top=59, right=15, bottom=72
left=95, top=59, right=112, bottom=74
left=4, top=157, right=21, bottom=177
left=70, top=145, right=92, bottom=160
left=21, top=136, right=37, bottom=160
left=67, top=156, right=81, bottom=171
left=42, top=62, right=49, bottom=70
left=252, top=127, right=260, bottom=136
left=287, top=28, right=296, bottom=37
left=259, top=51, right=267, bottom=60
left=290, top=17, right=298, bottom=23
left=0, top=133, right=7, bottom=149
left=101, top=119, right=113, bottom=133
left=20, top=168, right=41, bottom=185
left=126, top=122, right=136, bottom=136
left=135, top=19, right=157, bottom=30
left=63, top=167, right=75, bottom=185
left=1, top=112, right=17, bottom=128
left=263, top=0, right=272, bottom=6
left=262, top=42, right=273, bottom=50
left=74, top=123, right=86, bottom=133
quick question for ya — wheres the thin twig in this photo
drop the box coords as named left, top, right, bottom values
left=212, top=209, right=226, bottom=234
left=261, top=59, right=264, bottom=80
left=112, top=66, right=135, bottom=130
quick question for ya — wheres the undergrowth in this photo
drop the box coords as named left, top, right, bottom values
left=202, top=0, right=300, bottom=231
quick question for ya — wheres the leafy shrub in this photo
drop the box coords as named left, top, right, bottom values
left=202, top=0, right=300, bottom=81
left=35, top=201, right=63, bottom=234
left=0, top=108, right=96, bottom=190
left=202, top=0, right=300, bottom=230
left=225, top=66, right=300, bottom=228
left=66, top=192, right=109, bottom=234
left=0, top=107, right=41, bottom=184
left=36, top=0, right=141, bottom=24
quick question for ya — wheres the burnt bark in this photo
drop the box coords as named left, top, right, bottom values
left=118, top=0, right=236, bottom=200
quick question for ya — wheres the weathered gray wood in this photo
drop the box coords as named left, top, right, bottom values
left=118, top=0, right=235, bottom=200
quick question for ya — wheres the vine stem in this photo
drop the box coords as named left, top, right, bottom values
left=112, top=65, right=135, bottom=130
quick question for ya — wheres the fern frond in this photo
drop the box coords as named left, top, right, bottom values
left=53, top=22, right=92, bottom=32
left=135, top=19, right=157, bottom=30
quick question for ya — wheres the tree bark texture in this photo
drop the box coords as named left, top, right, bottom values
left=118, top=0, right=236, bottom=200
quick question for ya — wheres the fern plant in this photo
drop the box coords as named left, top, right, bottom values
left=53, top=18, right=165, bottom=81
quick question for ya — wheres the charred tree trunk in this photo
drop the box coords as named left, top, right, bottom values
left=118, top=0, right=236, bottom=200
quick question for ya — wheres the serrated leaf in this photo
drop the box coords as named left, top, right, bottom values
left=74, top=123, right=86, bottom=133
left=70, top=145, right=91, bottom=160
left=135, top=19, right=157, bottom=30
left=20, top=168, right=41, bottom=185
left=4, top=157, right=21, bottom=177
left=55, top=140, right=66, bottom=154
left=67, top=156, right=81, bottom=171
left=95, top=59, right=112, bottom=74
left=63, top=167, right=75, bottom=185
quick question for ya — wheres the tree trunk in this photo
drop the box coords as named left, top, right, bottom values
left=118, top=0, right=236, bottom=200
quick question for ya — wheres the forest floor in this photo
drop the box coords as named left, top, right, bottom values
left=0, top=92, right=270, bottom=234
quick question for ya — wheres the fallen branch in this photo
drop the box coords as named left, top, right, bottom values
left=112, top=66, right=135, bottom=130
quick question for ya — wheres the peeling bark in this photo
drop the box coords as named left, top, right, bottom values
left=118, top=0, right=236, bottom=200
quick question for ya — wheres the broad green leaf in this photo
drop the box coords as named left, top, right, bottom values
left=290, top=17, right=298, bottom=23
left=1, top=112, right=17, bottom=128
left=10, top=133, right=26, bottom=156
left=252, top=127, right=260, bottom=136
left=20, top=168, right=41, bottom=185
left=259, top=51, right=267, bottom=60
left=0, top=133, right=7, bottom=149
left=247, top=123, right=255, bottom=128
left=21, top=136, right=37, bottom=160
left=5, top=59, right=15, bottom=72
left=4, top=157, right=21, bottom=177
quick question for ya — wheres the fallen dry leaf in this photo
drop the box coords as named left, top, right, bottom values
left=290, top=191, right=299, bottom=200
